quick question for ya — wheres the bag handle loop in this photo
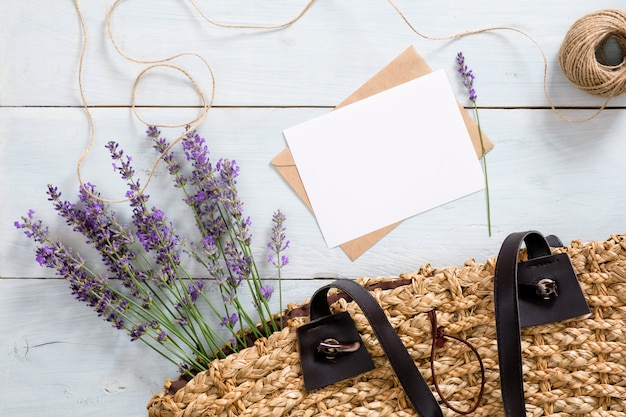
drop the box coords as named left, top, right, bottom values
left=494, top=230, right=552, bottom=417
left=308, top=279, right=444, bottom=417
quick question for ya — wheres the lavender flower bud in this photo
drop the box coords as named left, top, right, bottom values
left=268, top=209, right=289, bottom=268
left=157, top=330, right=167, bottom=342
left=220, top=313, right=239, bottom=327
left=457, top=52, right=478, bottom=103
left=260, top=285, right=273, bottom=301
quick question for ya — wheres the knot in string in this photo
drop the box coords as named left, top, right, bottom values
left=428, top=310, right=485, bottom=415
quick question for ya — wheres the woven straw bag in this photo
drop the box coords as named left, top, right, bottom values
left=147, top=233, right=626, bottom=416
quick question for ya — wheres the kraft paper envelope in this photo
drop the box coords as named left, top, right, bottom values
left=271, top=45, right=493, bottom=261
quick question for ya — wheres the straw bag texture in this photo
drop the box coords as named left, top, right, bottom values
left=147, top=234, right=626, bottom=417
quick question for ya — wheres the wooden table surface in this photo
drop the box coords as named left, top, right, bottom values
left=2, top=1, right=626, bottom=415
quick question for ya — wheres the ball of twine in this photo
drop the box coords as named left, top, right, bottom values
left=558, top=9, right=626, bottom=97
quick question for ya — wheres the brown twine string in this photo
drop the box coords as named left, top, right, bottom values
left=188, top=0, right=317, bottom=30
left=385, top=0, right=619, bottom=123
left=73, top=0, right=315, bottom=203
left=428, top=309, right=485, bottom=415
left=74, top=0, right=96, bottom=200
left=73, top=0, right=623, bottom=203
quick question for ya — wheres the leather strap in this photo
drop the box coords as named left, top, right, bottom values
left=494, top=231, right=551, bottom=417
left=309, top=279, right=444, bottom=417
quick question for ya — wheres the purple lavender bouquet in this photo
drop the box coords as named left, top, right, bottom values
left=15, top=127, right=289, bottom=375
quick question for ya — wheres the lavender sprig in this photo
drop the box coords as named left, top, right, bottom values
left=457, top=52, right=492, bottom=237
left=14, top=209, right=209, bottom=372
left=268, top=209, right=289, bottom=328
left=152, top=127, right=280, bottom=339
left=152, top=126, right=288, bottom=341
left=16, top=127, right=290, bottom=375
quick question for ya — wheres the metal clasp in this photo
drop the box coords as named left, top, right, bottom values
left=536, top=278, right=558, bottom=300
left=317, top=338, right=361, bottom=360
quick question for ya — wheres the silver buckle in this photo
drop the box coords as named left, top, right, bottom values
left=536, top=278, right=558, bottom=300
left=317, top=338, right=361, bottom=360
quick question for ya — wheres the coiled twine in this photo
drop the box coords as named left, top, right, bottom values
left=559, top=9, right=626, bottom=97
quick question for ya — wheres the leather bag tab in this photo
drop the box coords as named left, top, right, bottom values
left=297, top=311, right=374, bottom=391
left=518, top=253, right=589, bottom=327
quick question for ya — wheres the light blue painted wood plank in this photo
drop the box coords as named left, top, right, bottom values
left=2, top=0, right=626, bottom=107
left=3, top=107, right=626, bottom=280
left=0, top=279, right=173, bottom=417
left=0, top=278, right=328, bottom=417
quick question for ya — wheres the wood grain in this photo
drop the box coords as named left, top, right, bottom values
left=2, top=1, right=626, bottom=415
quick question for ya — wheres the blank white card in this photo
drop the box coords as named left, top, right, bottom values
left=284, top=69, right=485, bottom=248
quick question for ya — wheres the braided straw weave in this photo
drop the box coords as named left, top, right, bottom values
left=147, top=235, right=626, bottom=416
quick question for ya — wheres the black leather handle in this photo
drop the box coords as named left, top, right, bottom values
left=494, top=231, right=551, bottom=417
left=309, top=279, right=444, bottom=417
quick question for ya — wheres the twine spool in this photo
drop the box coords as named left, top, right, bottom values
left=559, top=9, right=626, bottom=97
